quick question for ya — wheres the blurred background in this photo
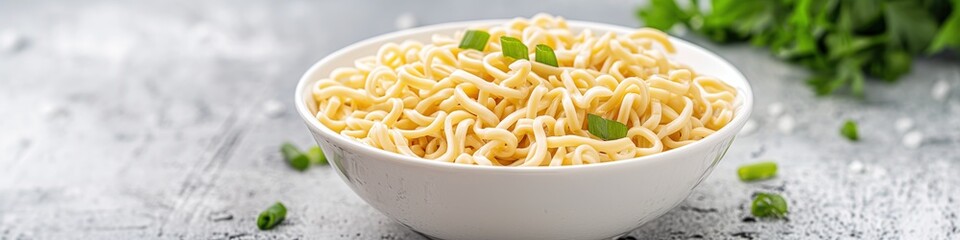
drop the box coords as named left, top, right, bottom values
left=0, top=0, right=958, bottom=239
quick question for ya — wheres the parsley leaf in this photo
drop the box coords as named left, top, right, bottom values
left=586, top=114, right=628, bottom=140
left=930, top=0, right=960, bottom=52
left=884, top=1, right=940, bottom=54
left=751, top=192, right=788, bottom=218
left=637, top=0, right=960, bottom=97
left=636, top=0, right=689, bottom=31
left=840, top=120, right=859, bottom=141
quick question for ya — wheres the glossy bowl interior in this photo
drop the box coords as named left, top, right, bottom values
left=295, top=20, right=754, bottom=240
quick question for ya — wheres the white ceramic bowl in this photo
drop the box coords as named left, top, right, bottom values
left=295, top=20, right=753, bottom=240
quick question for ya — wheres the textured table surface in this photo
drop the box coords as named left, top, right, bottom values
left=1, top=1, right=959, bottom=239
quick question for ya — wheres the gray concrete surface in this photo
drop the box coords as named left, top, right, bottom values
left=1, top=0, right=959, bottom=239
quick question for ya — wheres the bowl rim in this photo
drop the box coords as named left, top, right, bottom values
left=295, top=19, right=754, bottom=172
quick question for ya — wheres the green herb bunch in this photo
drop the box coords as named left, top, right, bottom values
left=638, top=0, right=960, bottom=96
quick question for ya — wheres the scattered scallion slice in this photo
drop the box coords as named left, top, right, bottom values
left=257, top=202, right=287, bottom=230
left=586, top=114, right=628, bottom=140
left=840, top=120, right=859, bottom=141
left=459, top=30, right=490, bottom=51
left=737, top=161, right=777, bottom=182
left=500, top=36, right=529, bottom=60
left=751, top=193, right=788, bottom=218
left=281, top=142, right=310, bottom=171
left=534, top=44, right=558, bottom=67
left=307, top=146, right=328, bottom=165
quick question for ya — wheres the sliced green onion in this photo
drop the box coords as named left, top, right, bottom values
left=751, top=193, right=788, bottom=218
left=535, top=44, right=559, bottom=67
left=840, top=120, right=859, bottom=141
left=459, top=30, right=490, bottom=51
left=500, top=36, right=529, bottom=60
left=307, top=146, right=328, bottom=165
left=257, top=202, right=287, bottom=230
left=586, top=114, right=628, bottom=140
left=281, top=142, right=310, bottom=171
left=737, top=161, right=777, bottom=182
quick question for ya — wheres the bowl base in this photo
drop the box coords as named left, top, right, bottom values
left=405, top=223, right=637, bottom=240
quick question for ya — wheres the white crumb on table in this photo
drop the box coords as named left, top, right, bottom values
left=777, top=115, right=795, bottom=134
left=848, top=160, right=865, bottom=174
left=871, top=166, right=888, bottom=178
left=262, top=99, right=285, bottom=118
left=39, top=103, right=68, bottom=119
left=0, top=30, right=24, bottom=52
left=395, top=13, right=417, bottom=30
left=932, top=79, right=951, bottom=101
left=902, top=131, right=924, bottom=149
left=895, top=117, right=914, bottom=133
left=767, top=102, right=784, bottom=117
